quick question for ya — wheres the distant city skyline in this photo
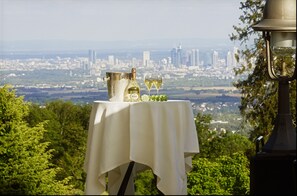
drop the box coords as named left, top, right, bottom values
left=1, top=0, right=243, bottom=51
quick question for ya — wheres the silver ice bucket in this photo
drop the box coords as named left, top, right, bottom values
left=105, top=72, right=131, bottom=102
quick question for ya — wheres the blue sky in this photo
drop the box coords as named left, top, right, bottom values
left=1, top=0, right=243, bottom=42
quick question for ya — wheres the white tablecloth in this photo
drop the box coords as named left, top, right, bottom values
left=84, top=100, right=199, bottom=195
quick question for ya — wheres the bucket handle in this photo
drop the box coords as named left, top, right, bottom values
left=103, top=76, right=110, bottom=82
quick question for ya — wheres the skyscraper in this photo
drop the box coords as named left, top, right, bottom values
left=143, top=51, right=150, bottom=66
left=190, top=49, right=199, bottom=67
left=171, top=48, right=177, bottom=67
left=171, top=44, right=183, bottom=67
left=108, top=55, right=115, bottom=65
left=88, top=50, right=96, bottom=64
left=212, top=50, right=219, bottom=68
left=226, top=51, right=233, bottom=67
left=176, top=44, right=182, bottom=67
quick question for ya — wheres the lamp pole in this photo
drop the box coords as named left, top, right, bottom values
left=250, top=0, right=296, bottom=194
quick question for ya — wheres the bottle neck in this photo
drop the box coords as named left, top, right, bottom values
left=131, top=68, right=136, bottom=80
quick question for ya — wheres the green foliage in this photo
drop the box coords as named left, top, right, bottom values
left=133, top=112, right=253, bottom=195
left=1, top=85, right=253, bottom=195
left=0, top=85, right=82, bottom=195
left=204, top=132, right=255, bottom=160
left=187, top=152, right=250, bottom=195
left=194, top=112, right=213, bottom=149
left=230, top=0, right=296, bottom=141
left=25, top=100, right=91, bottom=191
left=189, top=113, right=252, bottom=195
left=194, top=113, right=255, bottom=160
left=134, top=170, right=160, bottom=195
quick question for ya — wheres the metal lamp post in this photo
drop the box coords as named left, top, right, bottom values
left=250, top=0, right=296, bottom=194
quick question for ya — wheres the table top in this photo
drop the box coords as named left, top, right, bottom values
left=84, top=100, right=200, bottom=195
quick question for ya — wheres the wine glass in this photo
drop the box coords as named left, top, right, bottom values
left=152, top=73, right=162, bottom=95
left=144, top=73, right=153, bottom=96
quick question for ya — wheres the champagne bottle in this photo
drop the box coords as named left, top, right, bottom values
left=124, top=68, right=141, bottom=102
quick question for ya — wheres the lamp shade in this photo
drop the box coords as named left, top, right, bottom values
left=253, top=0, right=296, bottom=32
left=271, top=32, right=296, bottom=49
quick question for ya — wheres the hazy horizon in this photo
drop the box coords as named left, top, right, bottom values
left=1, top=0, right=243, bottom=51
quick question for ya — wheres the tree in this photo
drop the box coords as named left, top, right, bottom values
left=0, top=85, right=81, bottom=195
left=194, top=113, right=254, bottom=159
left=25, top=100, right=91, bottom=191
left=190, top=113, right=253, bottom=195
left=187, top=152, right=250, bottom=195
left=230, top=0, right=296, bottom=141
left=134, top=170, right=160, bottom=195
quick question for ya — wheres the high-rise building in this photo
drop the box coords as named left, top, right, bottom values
left=176, top=44, right=182, bottom=67
left=81, top=60, right=91, bottom=76
left=171, top=48, right=177, bottom=66
left=171, top=44, right=183, bottom=67
left=143, top=51, right=150, bottom=66
left=88, top=50, right=96, bottom=64
left=108, top=55, right=115, bottom=65
left=226, top=51, right=233, bottom=67
left=212, top=50, right=219, bottom=68
left=190, top=49, right=199, bottom=67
